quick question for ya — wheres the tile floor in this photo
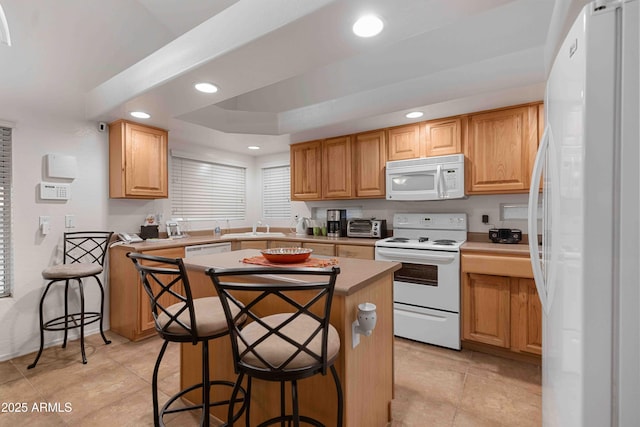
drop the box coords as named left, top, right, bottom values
left=0, top=332, right=541, bottom=426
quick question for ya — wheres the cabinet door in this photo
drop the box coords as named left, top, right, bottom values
left=109, top=120, right=168, bottom=199
left=322, top=136, right=353, bottom=198
left=336, top=245, right=374, bottom=260
left=302, top=242, right=335, bottom=256
left=466, top=105, right=538, bottom=194
left=138, top=247, right=185, bottom=334
left=513, top=278, right=542, bottom=355
left=387, top=124, right=420, bottom=161
left=462, top=273, right=511, bottom=348
left=423, top=117, right=462, bottom=157
left=354, top=130, right=386, bottom=198
left=291, top=141, right=322, bottom=200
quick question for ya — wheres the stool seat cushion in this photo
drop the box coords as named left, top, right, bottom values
left=42, top=263, right=103, bottom=280
left=238, top=313, right=340, bottom=371
left=158, top=296, right=242, bottom=338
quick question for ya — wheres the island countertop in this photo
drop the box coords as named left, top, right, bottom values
left=182, top=249, right=401, bottom=296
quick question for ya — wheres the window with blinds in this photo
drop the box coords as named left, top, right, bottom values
left=170, top=156, right=246, bottom=220
left=0, top=127, right=12, bottom=298
left=262, top=165, right=291, bottom=219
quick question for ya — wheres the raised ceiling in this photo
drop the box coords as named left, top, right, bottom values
left=1, top=0, right=559, bottom=155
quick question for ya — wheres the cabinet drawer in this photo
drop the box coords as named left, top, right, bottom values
left=461, top=253, right=533, bottom=278
left=302, top=242, right=335, bottom=256
left=336, top=245, right=374, bottom=260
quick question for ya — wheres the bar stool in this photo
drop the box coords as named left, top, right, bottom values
left=207, top=266, right=343, bottom=427
left=127, top=252, right=247, bottom=427
left=28, top=231, right=113, bottom=369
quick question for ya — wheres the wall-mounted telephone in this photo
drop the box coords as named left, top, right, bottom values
left=118, top=232, right=143, bottom=243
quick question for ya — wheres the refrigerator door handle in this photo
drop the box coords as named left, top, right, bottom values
left=528, top=125, right=549, bottom=314
left=436, top=164, right=443, bottom=198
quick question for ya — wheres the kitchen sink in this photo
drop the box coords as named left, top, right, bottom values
left=222, top=232, right=286, bottom=238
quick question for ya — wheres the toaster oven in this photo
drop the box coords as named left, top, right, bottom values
left=347, top=219, right=387, bottom=238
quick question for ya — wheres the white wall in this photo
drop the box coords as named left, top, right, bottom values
left=0, top=116, right=110, bottom=361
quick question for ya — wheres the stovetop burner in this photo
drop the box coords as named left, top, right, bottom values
left=433, top=239, right=457, bottom=246
left=387, top=237, right=409, bottom=242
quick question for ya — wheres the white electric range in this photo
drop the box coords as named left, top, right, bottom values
left=375, top=213, right=467, bottom=350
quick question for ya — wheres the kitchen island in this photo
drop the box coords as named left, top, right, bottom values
left=181, top=249, right=400, bottom=426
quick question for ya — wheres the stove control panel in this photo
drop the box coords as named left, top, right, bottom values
left=394, top=213, right=467, bottom=230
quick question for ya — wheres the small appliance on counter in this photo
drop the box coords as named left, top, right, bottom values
left=488, top=228, right=522, bottom=244
left=140, top=225, right=159, bottom=239
left=326, top=209, right=347, bottom=237
left=347, top=219, right=387, bottom=238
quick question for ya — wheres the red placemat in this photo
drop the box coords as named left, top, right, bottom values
left=241, top=255, right=339, bottom=268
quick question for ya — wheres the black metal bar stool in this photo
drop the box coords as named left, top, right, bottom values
left=207, top=266, right=343, bottom=427
left=127, top=252, right=247, bottom=427
left=28, top=231, right=113, bottom=369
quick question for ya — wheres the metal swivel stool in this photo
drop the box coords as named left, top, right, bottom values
left=28, top=231, right=113, bottom=369
left=127, top=252, right=247, bottom=427
left=207, top=266, right=343, bottom=427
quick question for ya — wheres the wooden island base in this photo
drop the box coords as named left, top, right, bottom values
left=181, top=249, right=400, bottom=426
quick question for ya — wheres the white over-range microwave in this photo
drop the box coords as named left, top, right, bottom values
left=385, top=154, right=465, bottom=201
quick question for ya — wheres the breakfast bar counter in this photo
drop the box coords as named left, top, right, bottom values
left=180, top=249, right=400, bottom=426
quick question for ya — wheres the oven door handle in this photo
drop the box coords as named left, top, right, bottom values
left=376, top=248, right=456, bottom=264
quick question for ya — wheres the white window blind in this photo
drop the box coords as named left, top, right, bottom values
left=262, top=166, right=291, bottom=219
left=171, top=156, right=246, bottom=220
left=262, top=165, right=291, bottom=219
left=0, top=127, right=12, bottom=298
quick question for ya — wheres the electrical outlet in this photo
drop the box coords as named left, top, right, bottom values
left=65, top=214, right=75, bottom=228
left=482, top=214, right=489, bottom=224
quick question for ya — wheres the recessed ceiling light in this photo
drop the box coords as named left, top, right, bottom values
left=405, top=111, right=424, bottom=119
left=352, top=15, right=384, bottom=38
left=130, top=111, right=150, bottom=119
left=194, top=82, right=218, bottom=93
left=248, top=146, right=260, bottom=150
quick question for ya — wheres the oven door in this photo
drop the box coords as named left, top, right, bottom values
left=375, top=247, right=460, bottom=312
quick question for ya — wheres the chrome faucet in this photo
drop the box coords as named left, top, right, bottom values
left=252, top=220, right=270, bottom=235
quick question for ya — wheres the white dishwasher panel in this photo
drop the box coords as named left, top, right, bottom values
left=184, top=242, right=231, bottom=258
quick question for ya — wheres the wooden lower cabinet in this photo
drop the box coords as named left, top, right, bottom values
left=302, top=242, right=335, bottom=256
left=238, top=240, right=268, bottom=250
left=461, top=252, right=542, bottom=359
left=336, top=244, right=374, bottom=260
left=462, top=273, right=511, bottom=348
left=512, top=278, right=542, bottom=354
left=110, top=245, right=185, bottom=341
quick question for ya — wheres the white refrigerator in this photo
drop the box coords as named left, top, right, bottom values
left=528, top=0, right=639, bottom=426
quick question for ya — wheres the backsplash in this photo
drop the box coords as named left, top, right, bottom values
left=294, top=193, right=532, bottom=234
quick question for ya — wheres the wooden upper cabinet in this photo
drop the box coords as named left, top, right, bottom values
left=423, top=117, right=462, bottom=157
left=466, top=104, right=539, bottom=194
left=322, top=136, right=353, bottom=199
left=387, top=124, right=421, bottom=161
left=109, top=120, right=168, bottom=199
left=354, top=130, right=386, bottom=198
left=291, top=140, right=322, bottom=200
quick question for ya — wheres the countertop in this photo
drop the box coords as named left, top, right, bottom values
left=182, top=249, right=401, bottom=296
left=114, top=233, right=380, bottom=251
